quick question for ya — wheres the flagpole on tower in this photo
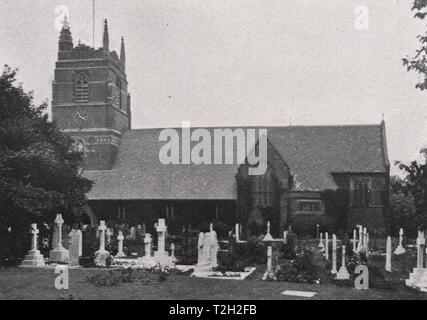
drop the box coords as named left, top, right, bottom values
left=93, top=0, right=96, bottom=47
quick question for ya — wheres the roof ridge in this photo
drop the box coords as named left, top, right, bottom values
left=126, top=123, right=383, bottom=131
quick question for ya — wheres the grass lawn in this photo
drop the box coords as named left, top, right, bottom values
left=1, top=267, right=427, bottom=300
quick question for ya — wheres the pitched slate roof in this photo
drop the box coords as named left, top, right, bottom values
left=83, top=123, right=389, bottom=200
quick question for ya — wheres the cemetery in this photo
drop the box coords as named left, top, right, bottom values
left=1, top=216, right=427, bottom=300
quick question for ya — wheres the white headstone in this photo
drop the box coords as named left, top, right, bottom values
left=318, top=232, right=325, bottom=252
left=156, top=218, right=167, bottom=254
left=116, top=231, right=125, bottom=258
left=385, top=236, right=392, bottom=272
left=235, top=223, right=240, bottom=242
left=283, top=231, right=288, bottom=244
left=331, top=234, right=337, bottom=274
left=94, top=220, right=111, bottom=267
left=325, top=232, right=329, bottom=261
left=106, top=228, right=112, bottom=245
left=394, top=228, right=406, bottom=255
left=171, top=243, right=175, bottom=259
left=49, top=214, right=69, bottom=263
left=263, top=221, right=274, bottom=242
left=144, top=233, right=152, bottom=257
left=130, top=226, right=136, bottom=240
left=336, top=245, right=350, bottom=280
left=416, top=232, right=425, bottom=270
left=76, top=230, right=83, bottom=257
left=68, top=229, right=80, bottom=267
left=406, top=231, right=427, bottom=291
left=98, top=220, right=107, bottom=253
left=193, top=228, right=219, bottom=275
left=20, top=224, right=45, bottom=268
left=262, top=245, right=276, bottom=280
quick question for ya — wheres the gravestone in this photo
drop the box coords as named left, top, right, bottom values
left=235, top=223, right=240, bottom=242
left=116, top=231, right=125, bottom=258
left=283, top=231, right=288, bottom=244
left=68, top=229, right=81, bottom=267
left=394, top=228, right=406, bottom=255
left=356, top=225, right=363, bottom=252
left=325, top=232, right=329, bottom=261
left=76, top=230, right=83, bottom=257
left=385, top=236, right=392, bottom=272
left=50, top=214, right=69, bottom=263
left=336, top=245, right=350, bottom=280
left=318, top=232, right=325, bottom=252
left=331, top=234, right=337, bottom=274
left=262, top=246, right=276, bottom=280
left=153, top=219, right=174, bottom=267
left=262, top=221, right=274, bottom=242
left=137, top=233, right=156, bottom=267
left=352, top=229, right=357, bottom=252
left=406, top=231, right=427, bottom=291
left=171, top=243, right=176, bottom=262
left=20, top=224, right=45, bottom=267
left=193, top=225, right=219, bottom=276
left=130, top=227, right=136, bottom=240
left=106, top=228, right=112, bottom=245
left=94, top=220, right=112, bottom=267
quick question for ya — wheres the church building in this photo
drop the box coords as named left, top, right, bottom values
left=52, top=18, right=390, bottom=236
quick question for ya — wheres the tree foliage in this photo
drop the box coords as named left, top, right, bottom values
left=0, top=66, right=93, bottom=233
left=403, top=0, right=427, bottom=89
left=387, top=176, right=418, bottom=236
left=393, top=161, right=427, bottom=233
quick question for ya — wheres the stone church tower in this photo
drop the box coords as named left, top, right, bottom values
left=52, top=17, right=131, bottom=170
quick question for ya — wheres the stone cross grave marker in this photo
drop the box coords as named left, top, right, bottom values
left=98, top=220, right=107, bottom=253
left=20, top=224, right=45, bottom=268
left=116, top=231, right=125, bottom=258
left=50, top=214, right=69, bottom=263
left=106, top=228, right=112, bottom=245
left=263, top=221, right=274, bottom=242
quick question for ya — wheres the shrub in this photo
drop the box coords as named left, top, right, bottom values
left=232, top=236, right=267, bottom=265
left=216, top=251, right=246, bottom=273
left=275, top=249, right=320, bottom=284
left=346, top=252, right=367, bottom=275
left=176, top=242, right=198, bottom=265
left=280, top=231, right=297, bottom=259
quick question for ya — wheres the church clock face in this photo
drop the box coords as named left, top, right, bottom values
left=73, top=109, right=89, bottom=126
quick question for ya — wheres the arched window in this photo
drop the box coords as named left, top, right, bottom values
left=352, top=177, right=371, bottom=207
left=252, top=168, right=274, bottom=208
left=75, top=73, right=89, bottom=103
left=115, top=77, right=122, bottom=109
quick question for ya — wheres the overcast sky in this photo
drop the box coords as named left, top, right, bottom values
left=1, top=0, right=427, bottom=174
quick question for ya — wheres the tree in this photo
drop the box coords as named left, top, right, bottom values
left=0, top=66, right=93, bottom=259
left=395, top=162, right=427, bottom=232
left=403, top=0, right=427, bottom=89
left=386, top=176, right=418, bottom=237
